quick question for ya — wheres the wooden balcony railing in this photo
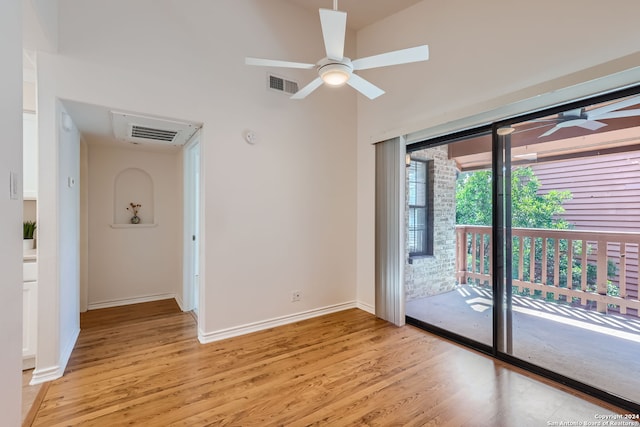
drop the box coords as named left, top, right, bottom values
left=455, top=225, right=640, bottom=317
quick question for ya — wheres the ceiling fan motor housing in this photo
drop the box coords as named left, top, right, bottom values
left=318, top=59, right=353, bottom=86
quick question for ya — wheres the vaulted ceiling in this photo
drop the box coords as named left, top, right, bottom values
left=284, top=0, right=422, bottom=30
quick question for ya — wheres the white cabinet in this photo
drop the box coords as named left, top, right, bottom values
left=23, top=111, right=38, bottom=199
left=23, top=260, right=38, bottom=370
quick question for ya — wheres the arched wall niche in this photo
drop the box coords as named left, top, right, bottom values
left=113, top=167, right=155, bottom=224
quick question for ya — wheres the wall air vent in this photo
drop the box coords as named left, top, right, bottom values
left=268, top=74, right=299, bottom=95
left=111, top=111, right=201, bottom=147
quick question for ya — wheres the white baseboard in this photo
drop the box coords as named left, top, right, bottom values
left=198, top=301, right=359, bottom=344
left=30, top=326, right=80, bottom=385
left=87, top=293, right=176, bottom=310
left=174, top=294, right=185, bottom=312
left=60, top=326, right=80, bottom=372
left=357, top=301, right=375, bottom=315
left=22, top=356, right=35, bottom=371
left=30, top=364, right=62, bottom=385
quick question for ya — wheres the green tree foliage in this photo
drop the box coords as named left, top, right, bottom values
left=456, top=167, right=571, bottom=228
left=455, top=170, right=492, bottom=226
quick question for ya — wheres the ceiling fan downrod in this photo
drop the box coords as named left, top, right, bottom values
left=333, top=0, right=338, bottom=11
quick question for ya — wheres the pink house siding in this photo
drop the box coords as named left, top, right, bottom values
left=533, top=151, right=640, bottom=301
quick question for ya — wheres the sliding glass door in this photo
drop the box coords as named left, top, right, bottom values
left=406, top=88, right=640, bottom=411
left=500, top=92, right=640, bottom=406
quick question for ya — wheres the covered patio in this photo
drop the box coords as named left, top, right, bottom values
left=406, top=284, right=640, bottom=402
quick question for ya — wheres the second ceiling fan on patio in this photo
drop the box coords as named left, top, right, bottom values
left=245, top=0, right=429, bottom=100
left=536, top=94, right=640, bottom=137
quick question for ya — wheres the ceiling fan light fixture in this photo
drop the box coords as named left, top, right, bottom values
left=319, top=63, right=351, bottom=86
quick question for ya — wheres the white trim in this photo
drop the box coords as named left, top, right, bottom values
left=198, top=301, right=358, bottom=344
left=30, top=326, right=79, bottom=385
left=356, top=300, right=375, bottom=314
left=30, top=364, right=62, bottom=385
left=109, top=223, right=158, bottom=229
left=182, top=134, right=201, bottom=314
left=59, top=326, right=79, bottom=374
left=174, top=293, right=186, bottom=312
left=87, top=293, right=176, bottom=310
left=22, top=356, right=36, bottom=370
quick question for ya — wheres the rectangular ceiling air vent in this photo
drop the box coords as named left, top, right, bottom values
left=130, top=125, right=178, bottom=142
left=268, top=74, right=299, bottom=95
left=111, top=111, right=201, bottom=147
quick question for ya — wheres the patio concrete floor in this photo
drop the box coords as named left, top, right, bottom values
left=406, top=285, right=640, bottom=404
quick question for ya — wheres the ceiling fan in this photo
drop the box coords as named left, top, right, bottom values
left=537, top=94, right=640, bottom=138
left=245, top=0, right=429, bottom=100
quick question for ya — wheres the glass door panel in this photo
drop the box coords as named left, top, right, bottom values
left=405, top=131, right=494, bottom=347
left=502, top=93, right=640, bottom=405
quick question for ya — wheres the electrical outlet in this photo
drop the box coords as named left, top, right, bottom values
left=291, top=290, right=302, bottom=302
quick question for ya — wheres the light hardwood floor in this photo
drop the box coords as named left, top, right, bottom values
left=30, top=300, right=630, bottom=426
left=22, top=369, right=46, bottom=427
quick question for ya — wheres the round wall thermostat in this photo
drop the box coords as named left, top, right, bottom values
left=245, top=130, right=257, bottom=144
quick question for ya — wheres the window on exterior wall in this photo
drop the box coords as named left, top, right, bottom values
left=408, top=159, right=433, bottom=257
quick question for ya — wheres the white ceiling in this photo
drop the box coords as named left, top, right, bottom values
left=285, top=0, right=422, bottom=30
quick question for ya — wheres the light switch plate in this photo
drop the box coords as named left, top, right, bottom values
left=9, top=171, right=18, bottom=200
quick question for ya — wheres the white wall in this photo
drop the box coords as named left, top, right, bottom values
left=87, top=144, right=182, bottom=307
left=56, top=102, right=81, bottom=368
left=80, top=140, right=88, bottom=311
left=39, top=0, right=357, bottom=347
left=32, top=94, right=82, bottom=383
left=0, top=0, right=24, bottom=423
left=355, top=0, right=640, bottom=309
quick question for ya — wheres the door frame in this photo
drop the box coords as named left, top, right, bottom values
left=182, top=132, right=201, bottom=314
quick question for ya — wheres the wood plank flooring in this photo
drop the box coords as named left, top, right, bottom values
left=22, top=369, right=47, bottom=427
left=31, top=300, right=630, bottom=426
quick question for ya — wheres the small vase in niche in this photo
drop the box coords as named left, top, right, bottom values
left=127, top=202, right=142, bottom=225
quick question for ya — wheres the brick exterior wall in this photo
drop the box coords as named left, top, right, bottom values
left=405, top=145, right=458, bottom=301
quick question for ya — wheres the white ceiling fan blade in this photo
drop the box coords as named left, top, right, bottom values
left=319, top=9, right=346, bottom=61
left=290, top=77, right=323, bottom=100
left=539, top=125, right=561, bottom=138
left=587, top=95, right=640, bottom=119
left=347, top=74, right=385, bottom=100
left=576, top=120, right=606, bottom=131
left=245, top=57, right=315, bottom=69
left=352, top=45, right=429, bottom=71
left=596, top=109, right=640, bottom=120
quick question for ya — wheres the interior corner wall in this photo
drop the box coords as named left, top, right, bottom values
left=355, top=0, right=640, bottom=310
left=0, top=0, right=24, bottom=423
left=87, top=145, right=181, bottom=307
